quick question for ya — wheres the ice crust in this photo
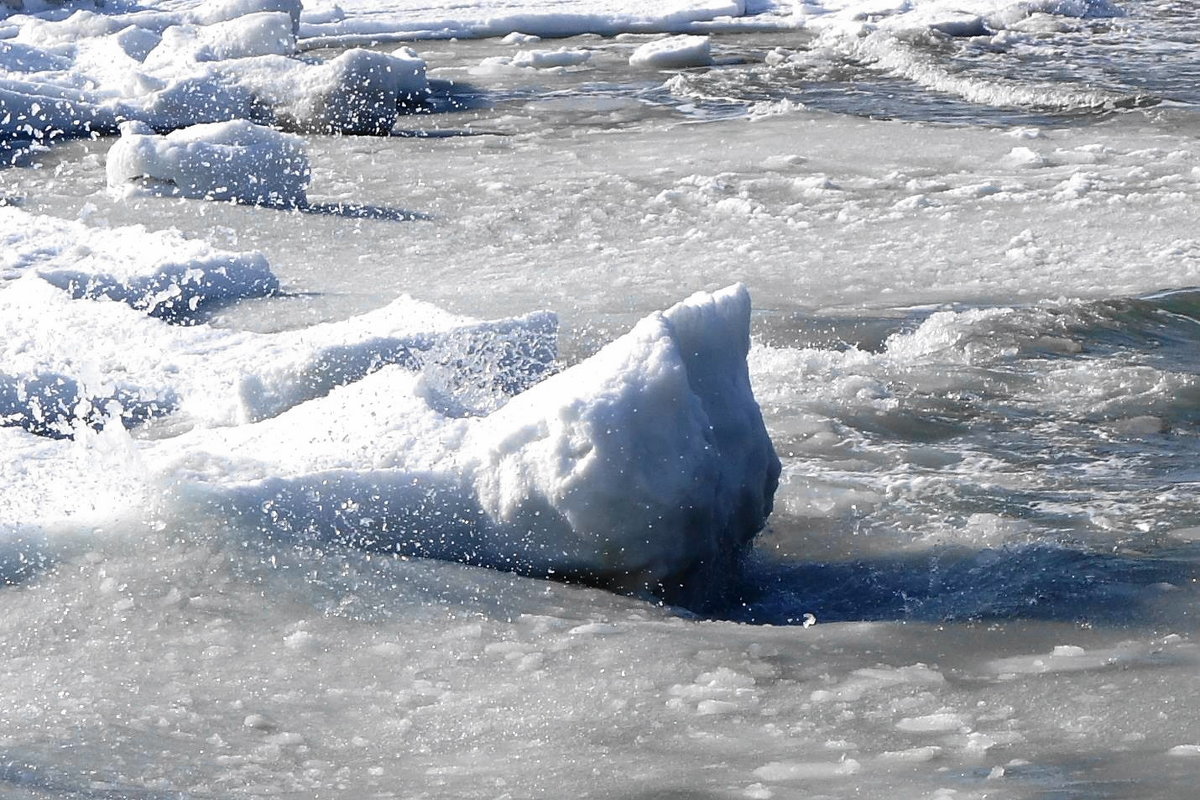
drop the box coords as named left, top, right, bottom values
left=629, top=35, right=713, bottom=69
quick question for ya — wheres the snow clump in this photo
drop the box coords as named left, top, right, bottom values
left=106, top=119, right=311, bottom=207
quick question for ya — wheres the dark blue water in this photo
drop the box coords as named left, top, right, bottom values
left=729, top=290, right=1200, bottom=626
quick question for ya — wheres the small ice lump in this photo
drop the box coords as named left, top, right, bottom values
left=106, top=119, right=310, bottom=207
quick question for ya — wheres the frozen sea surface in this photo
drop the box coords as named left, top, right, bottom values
left=2, top=0, right=1200, bottom=798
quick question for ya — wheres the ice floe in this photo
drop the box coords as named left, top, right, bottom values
left=629, top=35, right=713, bottom=69
left=0, top=0, right=428, bottom=142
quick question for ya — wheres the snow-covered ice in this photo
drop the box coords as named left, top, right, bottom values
left=629, top=34, right=713, bottom=69
left=1, top=260, right=778, bottom=602
left=0, top=273, right=558, bottom=431
left=0, top=204, right=277, bottom=317
left=0, top=0, right=429, bottom=142
left=106, top=119, right=310, bottom=206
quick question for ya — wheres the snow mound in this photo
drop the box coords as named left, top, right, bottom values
left=170, top=285, right=779, bottom=605
left=629, top=35, right=713, bottom=69
left=0, top=205, right=278, bottom=320
left=106, top=119, right=310, bottom=208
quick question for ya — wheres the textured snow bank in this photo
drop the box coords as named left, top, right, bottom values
left=0, top=276, right=557, bottom=433
left=106, top=119, right=311, bottom=207
left=0, top=205, right=277, bottom=319
left=170, top=285, right=779, bottom=603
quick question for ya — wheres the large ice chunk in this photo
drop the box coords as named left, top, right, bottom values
left=467, top=284, right=780, bottom=599
left=170, top=286, right=780, bottom=605
left=106, top=119, right=311, bottom=207
left=219, top=48, right=428, bottom=134
left=0, top=275, right=777, bottom=603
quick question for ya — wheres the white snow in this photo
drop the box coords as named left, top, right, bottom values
left=106, top=119, right=311, bottom=207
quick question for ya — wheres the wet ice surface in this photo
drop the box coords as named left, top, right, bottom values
left=5, top=4, right=1200, bottom=799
